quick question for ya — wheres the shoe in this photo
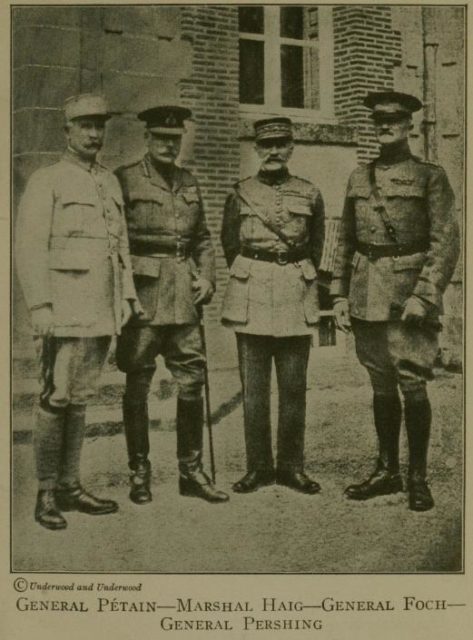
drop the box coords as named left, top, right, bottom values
left=276, top=470, right=321, bottom=494
left=344, top=469, right=403, bottom=500
left=35, top=490, right=67, bottom=530
left=232, top=469, right=275, bottom=493
left=179, top=471, right=229, bottom=503
left=408, top=476, right=434, bottom=512
left=129, top=458, right=152, bottom=505
left=56, top=485, right=119, bottom=515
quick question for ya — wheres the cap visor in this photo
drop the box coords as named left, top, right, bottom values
left=147, top=126, right=185, bottom=135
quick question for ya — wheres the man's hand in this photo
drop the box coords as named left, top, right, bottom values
left=192, top=277, right=214, bottom=306
left=332, top=298, right=351, bottom=334
left=31, top=305, right=53, bottom=336
left=401, top=296, right=428, bottom=325
left=130, top=299, right=145, bottom=318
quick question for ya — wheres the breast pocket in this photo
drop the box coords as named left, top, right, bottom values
left=128, top=189, right=163, bottom=231
left=57, top=195, right=96, bottom=236
left=384, top=179, right=425, bottom=199
left=178, top=187, right=201, bottom=229
left=284, top=195, right=312, bottom=239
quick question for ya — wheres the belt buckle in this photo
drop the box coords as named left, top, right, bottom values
left=276, top=251, right=288, bottom=266
left=176, top=241, right=185, bottom=261
left=367, top=245, right=375, bottom=261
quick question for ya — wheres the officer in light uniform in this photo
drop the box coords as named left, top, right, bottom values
left=221, top=117, right=325, bottom=494
left=16, top=94, right=138, bottom=530
left=331, top=91, right=460, bottom=511
left=115, top=105, right=228, bottom=504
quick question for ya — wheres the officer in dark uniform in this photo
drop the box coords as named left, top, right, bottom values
left=115, top=105, right=228, bottom=504
left=331, top=91, right=460, bottom=511
left=221, top=117, right=325, bottom=494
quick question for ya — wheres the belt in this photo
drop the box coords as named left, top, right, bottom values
left=135, top=243, right=191, bottom=259
left=241, top=245, right=310, bottom=265
left=356, top=241, right=428, bottom=260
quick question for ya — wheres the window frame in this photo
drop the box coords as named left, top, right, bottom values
left=239, top=6, right=335, bottom=122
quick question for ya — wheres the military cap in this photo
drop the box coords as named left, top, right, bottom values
left=64, top=94, right=110, bottom=121
left=254, top=117, right=293, bottom=141
left=364, top=91, right=422, bottom=122
left=138, top=105, right=192, bottom=134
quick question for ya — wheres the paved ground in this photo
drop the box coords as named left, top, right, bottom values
left=11, top=332, right=463, bottom=574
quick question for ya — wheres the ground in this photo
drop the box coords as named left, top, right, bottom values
left=11, top=329, right=463, bottom=573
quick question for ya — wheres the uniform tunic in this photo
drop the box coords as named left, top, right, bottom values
left=115, top=155, right=215, bottom=326
left=330, top=143, right=460, bottom=391
left=221, top=170, right=325, bottom=336
left=330, top=147, right=459, bottom=321
left=16, top=152, right=135, bottom=338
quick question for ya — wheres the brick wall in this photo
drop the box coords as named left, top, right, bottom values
left=333, top=5, right=402, bottom=162
left=179, top=6, right=241, bottom=322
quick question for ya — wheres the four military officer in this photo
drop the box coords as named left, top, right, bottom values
left=16, top=89, right=460, bottom=525
left=115, top=105, right=228, bottom=504
left=331, top=91, right=460, bottom=511
left=16, top=94, right=137, bottom=529
left=221, top=117, right=325, bottom=494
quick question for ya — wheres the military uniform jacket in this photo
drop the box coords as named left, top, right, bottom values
left=115, top=155, right=216, bottom=326
left=16, top=152, right=136, bottom=337
left=221, top=171, right=325, bottom=336
left=330, top=149, right=460, bottom=321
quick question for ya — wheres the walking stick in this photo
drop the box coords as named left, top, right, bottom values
left=197, top=304, right=217, bottom=483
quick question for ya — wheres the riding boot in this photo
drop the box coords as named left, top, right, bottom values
left=34, top=407, right=67, bottom=529
left=58, top=404, right=87, bottom=488
left=177, top=398, right=228, bottom=503
left=405, top=394, right=434, bottom=511
left=345, top=393, right=403, bottom=500
left=123, top=397, right=152, bottom=504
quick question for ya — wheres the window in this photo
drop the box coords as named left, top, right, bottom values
left=239, top=5, right=334, bottom=119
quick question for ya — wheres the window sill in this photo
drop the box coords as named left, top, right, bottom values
left=239, top=116, right=358, bottom=146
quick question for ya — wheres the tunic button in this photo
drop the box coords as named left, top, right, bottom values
left=371, top=226, right=377, bottom=233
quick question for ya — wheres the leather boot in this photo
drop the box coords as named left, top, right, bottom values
left=345, top=394, right=403, bottom=500
left=123, top=397, right=152, bottom=504
left=276, top=469, right=321, bottom=494
left=129, top=455, right=152, bottom=505
left=58, top=404, right=87, bottom=488
left=34, top=407, right=65, bottom=492
left=405, top=395, right=434, bottom=511
left=232, top=469, right=275, bottom=493
left=35, top=489, right=67, bottom=530
left=56, top=485, right=118, bottom=515
left=177, top=398, right=229, bottom=503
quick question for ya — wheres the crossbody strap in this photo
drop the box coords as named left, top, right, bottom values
left=368, top=162, right=399, bottom=244
left=237, top=186, right=297, bottom=249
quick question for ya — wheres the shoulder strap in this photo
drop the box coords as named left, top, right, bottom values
left=237, top=185, right=297, bottom=248
left=368, top=162, right=398, bottom=244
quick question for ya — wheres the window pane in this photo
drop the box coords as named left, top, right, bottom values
left=238, top=6, right=264, bottom=34
left=280, top=6, right=304, bottom=39
left=281, top=45, right=320, bottom=109
left=239, top=40, right=265, bottom=104
left=306, top=7, right=319, bottom=40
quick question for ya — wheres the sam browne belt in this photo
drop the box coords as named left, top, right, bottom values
left=241, top=245, right=310, bottom=265
left=356, top=240, right=428, bottom=260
